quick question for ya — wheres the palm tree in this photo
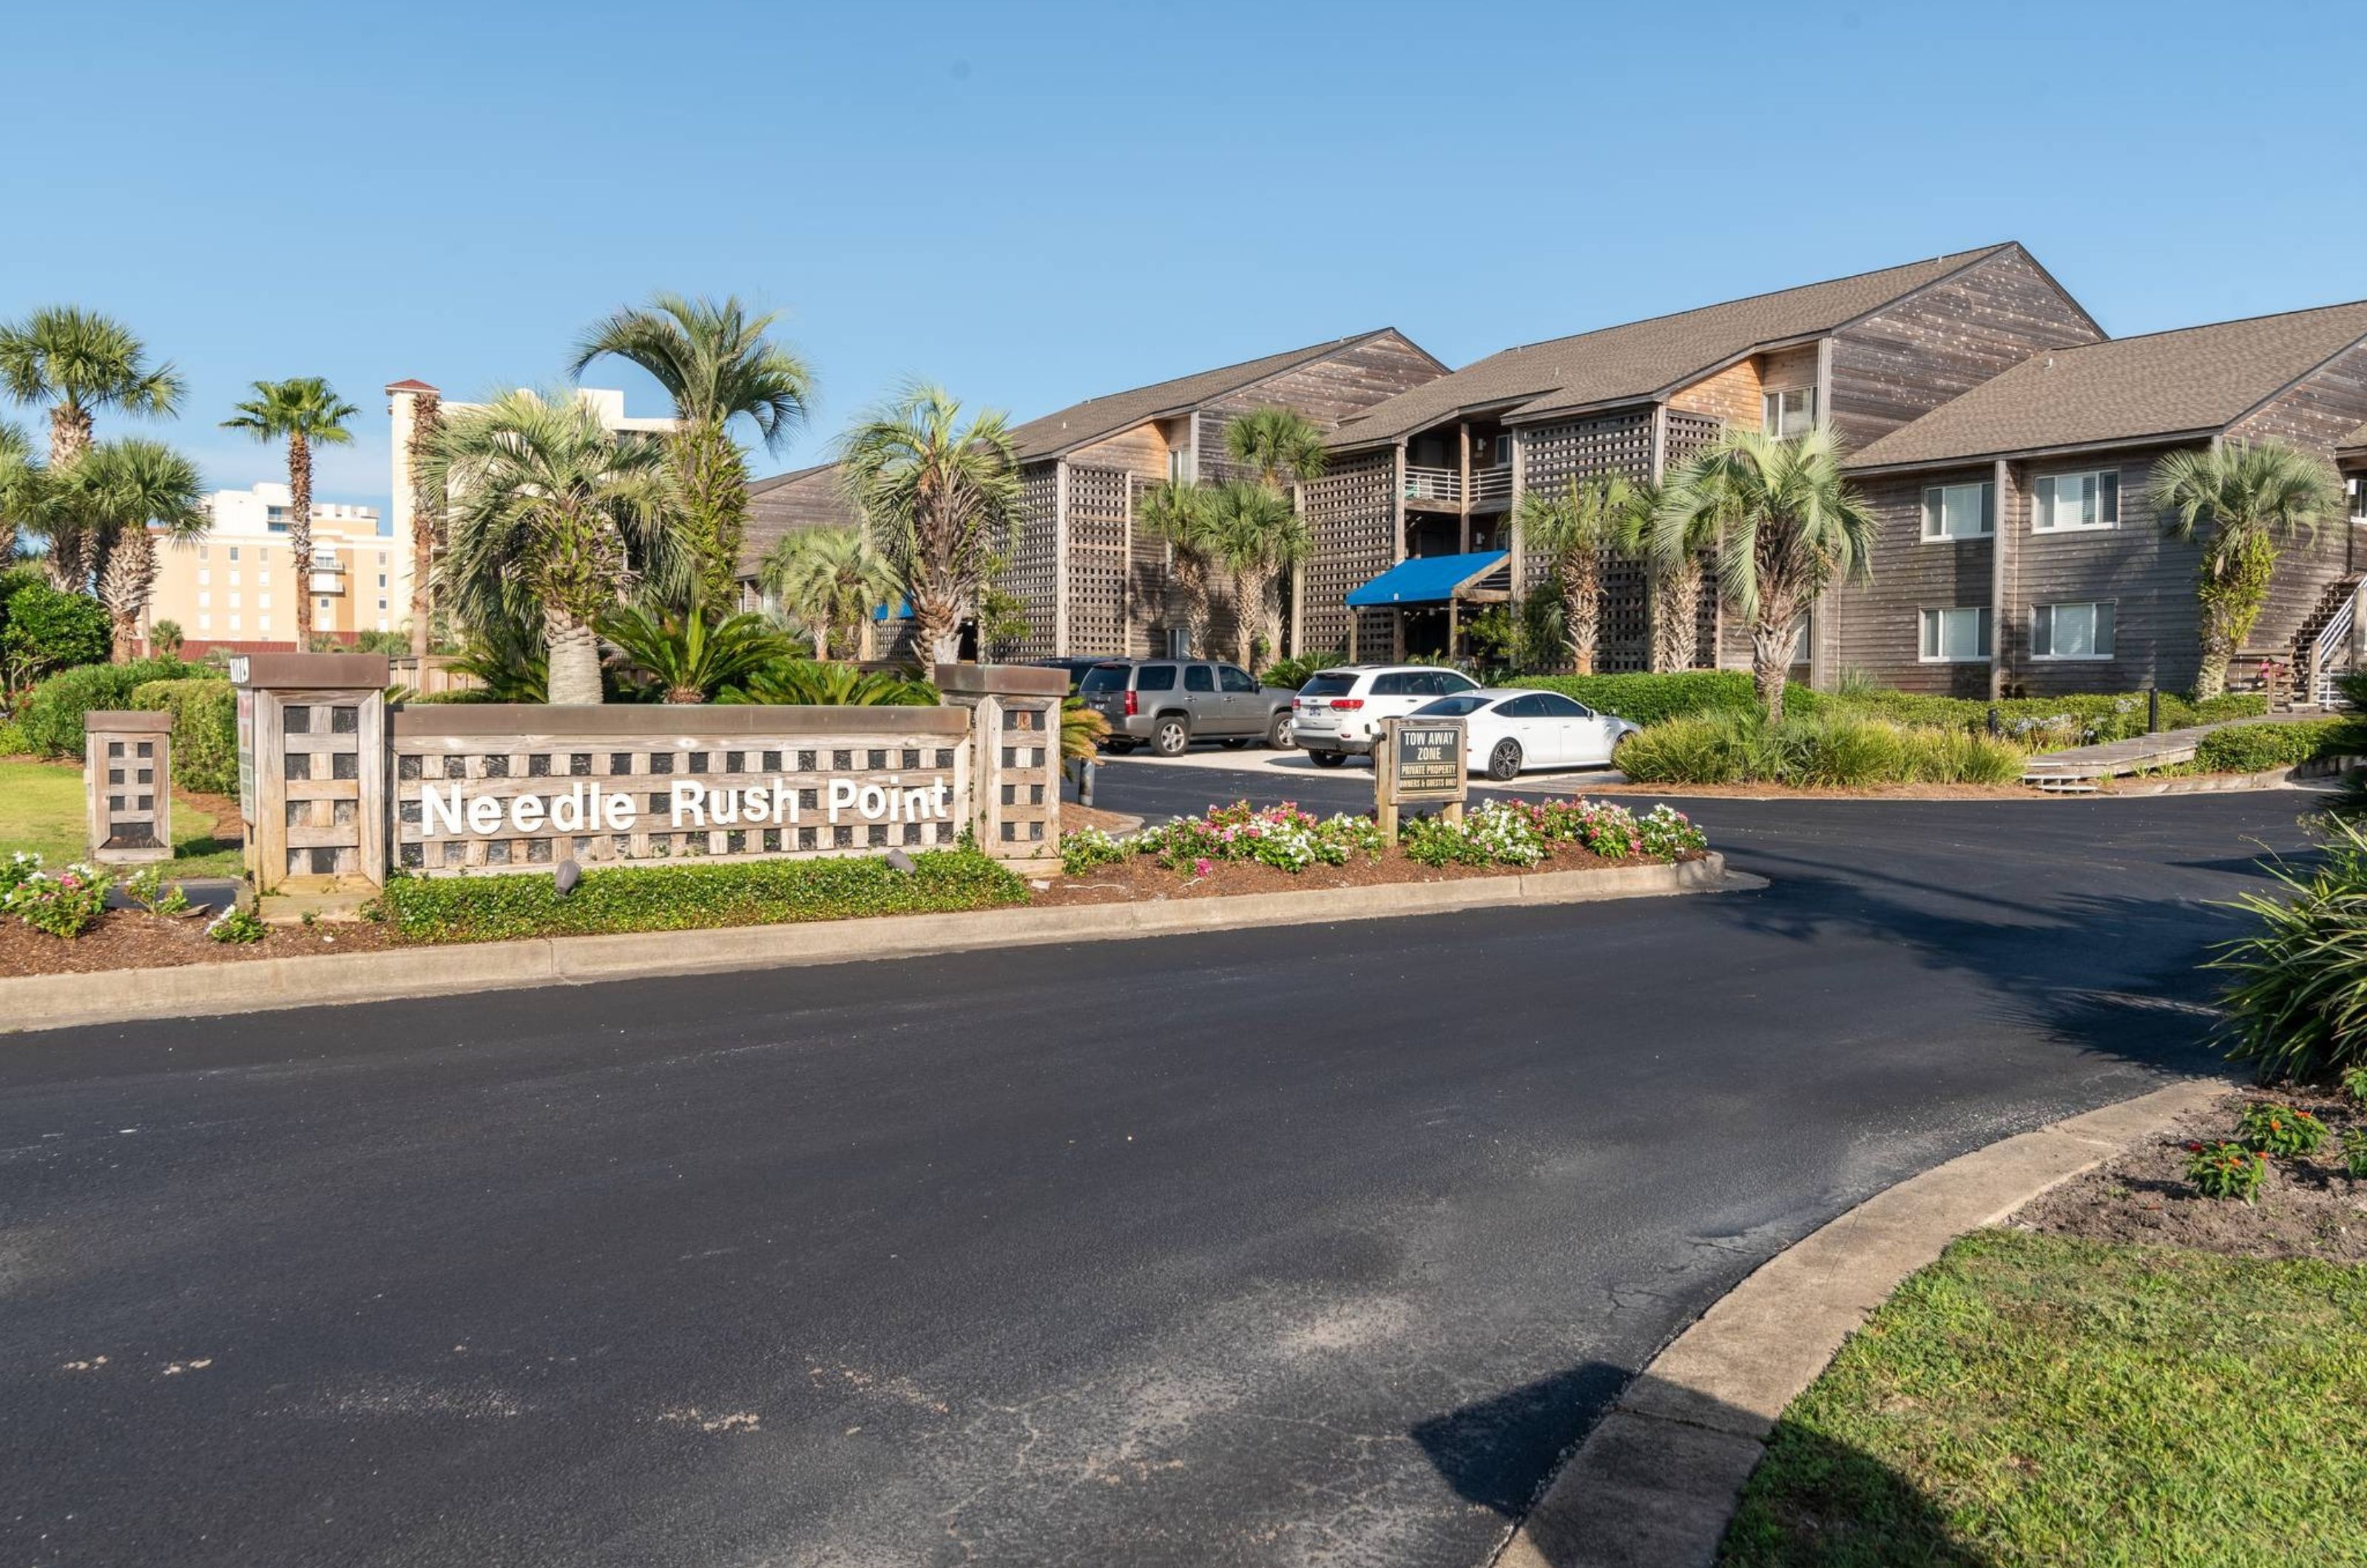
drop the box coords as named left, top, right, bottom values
left=1515, top=473, right=1641, bottom=675
left=570, top=294, right=814, bottom=609
left=1204, top=481, right=1307, bottom=666
left=69, top=439, right=207, bottom=660
left=721, top=659, right=936, bottom=706
left=149, top=618, right=184, bottom=658
left=760, top=525, right=894, bottom=658
left=1654, top=425, right=1876, bottom=723
left=0, top=421, right=38, bottom=563
left=424, top=391, right=689, bottom=706
left=1137, top=479, right=1219, bottom=654
left=0, top=306, right=185, bottom=468
left=600, top=604, right=790, bottom=703
left=1607, top=476, right=1703, bottom=672
left=837, top=384, right=1021, bottom=666
left=2150, top=439, right=2345, bottom=700
left=222, top=377, right=359, bottom=646
left=1224, top=406, right=1327, bottom=493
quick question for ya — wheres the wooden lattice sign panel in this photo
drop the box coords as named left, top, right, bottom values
left=232, top=652, right=390, bottom=893
left=83, top=710, right=173, bottom=865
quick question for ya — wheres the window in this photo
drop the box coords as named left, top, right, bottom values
left=1135, top=664, right=1178, bottom=692
left=1167, top=447, right=1189, bottom=484
left=1417, top=694, right=1489, bottom=717
left=2349, top=476, right=2366, bottom=521
left=2032, top=601, right=2115, bottom=660
left=1079, top=663, right=1130, bottom=694
left=1184, top=664, right=1215, bottom=692
left=1763, top=386, right=1817, bottom=438
left=377, top=598, right=388, bottom=611
left=1921, top=481, right=1995, bottom=540
left=1919, top=606, right=1993, bottom=662
left=197, top=591, right=209, bottom=609
left=1300, top=672, right=1357, bottom=697
left=377, top=573, right=387, bottom=588
left=1371, top=672, right=1414, bottom=696
left=1791, top=612, right=1811, bottom=666
left=197, top=569, right=210, bottom=585
left=1497, top=694, right=1550, bottom=717
left=1218, top=665, right=1258, bottom=693
left=2033, top=470, right=2119, bottom=531
left=1492, top=433, right=1512, bottom=466
left=1536, top=693, right=1591, bottom=718
left=229, top=547, right=239, bottom=561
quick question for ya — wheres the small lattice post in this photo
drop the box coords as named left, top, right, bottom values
left=83, top=711, right=174, bottom=865
left=936, top=664, right=1065, bottom=874
left=231, top=652, right=390, bottom=894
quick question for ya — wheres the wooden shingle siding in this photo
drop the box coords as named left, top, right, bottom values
left=1068, top=425, right=1169, bottom=475
left=1668, top=357, right=1762, bottom=426
left=1829, top=248, right=2104, bottom=453
left=1198, top=331, right=1448, bottom=485
left=2228, top=339, right=2367, bottom=647
left=1829, top=468, right=2001, bottom=695
left=2008, top=446, right=2206, bottom=695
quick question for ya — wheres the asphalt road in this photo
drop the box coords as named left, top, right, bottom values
left=0, top=776, right=2321, bottom=1567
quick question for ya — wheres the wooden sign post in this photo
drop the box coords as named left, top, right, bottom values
left=84, top=710, right=175, bottom=865
left=1373, top=715, right=1468, bottom=844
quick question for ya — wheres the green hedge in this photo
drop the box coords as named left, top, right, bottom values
left=2192, top=718, right=2350, bottom=774
left=1517, top=672, right=2266, bottom=749
left=374, top=849, right=1029, bottom=943
left=15, top=658, right=218, bottom=759
left=131, top=678, right=238, bottom=796
left=1613, top=710, right=2027, bottom=787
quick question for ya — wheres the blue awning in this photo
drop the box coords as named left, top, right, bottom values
left=871, top=598, right=914, bottom=622
left=1343, top=550, right=1511, bottom=608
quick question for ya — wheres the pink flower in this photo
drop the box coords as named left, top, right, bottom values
left=1192, top=857, right=1212, bottom=878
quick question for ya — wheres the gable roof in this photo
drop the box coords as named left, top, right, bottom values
left=1328, top=246, right=2033, bottom=450
left=1006, top=329, right=1439, bottom=462
left=1848, top=300, right=2367, bottom=471
left=2338, top=419, right=2367, bottom=459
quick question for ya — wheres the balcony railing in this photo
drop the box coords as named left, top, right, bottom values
left=1402, top=463, right=1514, bottom=509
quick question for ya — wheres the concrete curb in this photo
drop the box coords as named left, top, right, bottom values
left=1493, top=1074, right=2233, bottom=1568
left=0, top=854, right=1751, bottom=1036
left=2102, top=756, right=2354, bottom=797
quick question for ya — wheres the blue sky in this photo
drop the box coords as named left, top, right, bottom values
left=5, top=0, right=2361, bottom=530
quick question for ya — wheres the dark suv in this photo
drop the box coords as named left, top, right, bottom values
left=1078, top=660, right=1298, bottom=757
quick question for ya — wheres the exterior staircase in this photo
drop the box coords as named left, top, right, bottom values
left=2289, top=575, right=2362, bottom=709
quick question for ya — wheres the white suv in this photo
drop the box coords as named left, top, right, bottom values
left=1290, top=665, right=1484, bottom=766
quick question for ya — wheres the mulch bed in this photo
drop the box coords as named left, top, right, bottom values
left=1033, top=842, right=1692, bottom=905
left=0, top=909, right=394, bottom=977
left=2013, top=1085, right=2367, bottom=1263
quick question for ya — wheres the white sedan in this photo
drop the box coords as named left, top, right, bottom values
left=1409, top=689, right=1641, bottom=780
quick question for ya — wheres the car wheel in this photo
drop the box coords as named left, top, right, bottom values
left=1101, top=738, right=1137, bottom=755
left=1266, top=712, right=1295, bottom=749
left=1152, top=716, right=1191, bottom=757
left=1309, top=748, right=1346, bottom=768
left=1610, top=731, right=1635, bottom=770
left=1487, top=738, right=1523, bottom=782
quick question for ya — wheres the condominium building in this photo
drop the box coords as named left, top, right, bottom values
left=144, top=483, right=402, bottom=653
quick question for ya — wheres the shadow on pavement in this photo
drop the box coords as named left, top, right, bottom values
left=1413, top=1365, right=1996, bottom=1567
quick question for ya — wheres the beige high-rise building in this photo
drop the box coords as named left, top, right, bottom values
left=143, top=483, right=405, bottom=653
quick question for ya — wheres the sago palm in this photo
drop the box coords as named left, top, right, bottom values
left=570, top=294, right=814, bottom=609
left=837, top=385, right=1021, bottom=666
left=761, top=525, right=895, bottom=658
left=424, top=391, right=688, bottom=706
left=1654, top=425, right=1875, bottom=722
left=600, top=604, right=791, bottom=703
left=222, top=376, right=359, bottom=644
left=1137, top=479, right=1220, bottom=654
left=1204, top=480, right=1307, bottom=666
left=0, top=305, right=185, bottom=467
left=69, top=438, right=207, bottom=660
left=2150, top=439, right=2344, bottom=700
left=722, top=658, right=936, bottom=706
left=1516, top=473, right=1643, bottom=675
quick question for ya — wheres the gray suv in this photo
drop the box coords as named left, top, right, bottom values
left=1080, top=659, right=1298, bottom=757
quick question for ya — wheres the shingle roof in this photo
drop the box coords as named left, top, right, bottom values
left=1328, top=246, right=2024, bottom=450
left=1849, top=300, right=2367, bottom=471
left=1006, top=329, right=1428, bottom=461
left=2337, top=419, right=2367, bottom=457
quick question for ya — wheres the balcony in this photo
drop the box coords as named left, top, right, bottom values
left=1402, top=464, right=1513, bottom=510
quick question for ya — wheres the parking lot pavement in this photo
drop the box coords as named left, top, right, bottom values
left=1088, top=743, right=1620, bottom=791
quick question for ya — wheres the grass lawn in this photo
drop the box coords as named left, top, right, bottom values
left=1721, top=1229, right=2367, bottom=1567
left=0, top=758, right=245, bottom=878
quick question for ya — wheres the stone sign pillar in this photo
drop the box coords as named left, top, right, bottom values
left=83, top=710, right=174, bottom=865
left=231, top=652, right=391, bottom=893
left=936, top=664, right=1065, bottom=873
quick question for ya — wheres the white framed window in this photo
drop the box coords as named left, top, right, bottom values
left=2032, top=601, right=2115, bottom=660
left=1921, top=481, right=1994, bottom=540
left=1789, top=612, right=1811, bottom=666
left=228, top=547, right=239, bottom=561
left=197, top=613, right=212, bottom=632
left=197, top=591, right=210, bottom=609
left=197, top=568, right=211, bottom=585
left=1763, top=386, right=1817, bottom=438
left=1492, top=433, right=1512, bottom=466
left=2033, top=470, right=2120, bottom=531
left=228, top=592, right=240, bottom=609
left=2348, top=476, right=2366, bottom=521
left=228, top=615, right=241, bottom=632
left=228, top=570, right=240, bottom=587
left=1167, top=447, right=1190, bottom=484
left=377, top=598, right=388, bottom=610
left=1919, top=606, right=1993, bottom=662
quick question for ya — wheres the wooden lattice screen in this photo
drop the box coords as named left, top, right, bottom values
left=1004, top=462, right=1061, bottom=659
left=1064, top=464, right=1131, bottom=657
left=1300, top=450, right=1397, bottom=656
left=1519, top=412, right=1658, bottom=670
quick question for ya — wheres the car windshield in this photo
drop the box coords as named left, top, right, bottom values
left=1412, top=695, right=1491, bottom=717
left=1078, top=664, right=1130, bottom=694
left=1300, top=672, right=1358, bottom=697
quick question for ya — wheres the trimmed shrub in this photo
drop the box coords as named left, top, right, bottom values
left=2192, top=717, right=2347, bottom=774
left=131, top=677, right=238, bottom=796
left=1522, top=672, right=1763, bottom=727
left=16, top=658, right=216, bottom=759
left=0, top=716, right=27, bottom=756
left=1614, top=710, right=2023, bottom=788
left=375, top=849, right=1028, bottom=944
left=0, top=577, right=111, bottom=688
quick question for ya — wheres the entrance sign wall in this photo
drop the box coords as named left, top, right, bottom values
left=224, top=654, right=1063, bottom=894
